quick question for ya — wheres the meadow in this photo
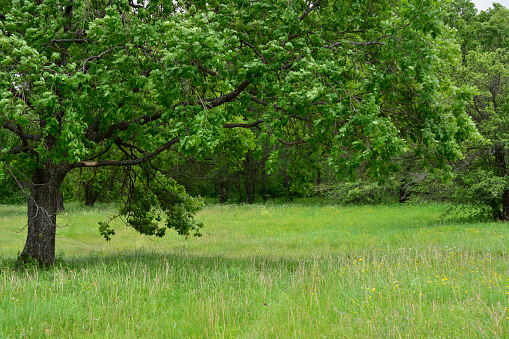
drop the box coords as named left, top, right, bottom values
left=1, top=201, right=509, bottom=338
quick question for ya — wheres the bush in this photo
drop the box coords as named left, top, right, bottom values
left=316, top=180, right=397, bottom=205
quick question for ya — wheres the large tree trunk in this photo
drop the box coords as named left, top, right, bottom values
left=18, top=166, right=68, bottom=266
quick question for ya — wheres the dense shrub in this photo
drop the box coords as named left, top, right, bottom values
left=316, top=181, right=398, bottom=205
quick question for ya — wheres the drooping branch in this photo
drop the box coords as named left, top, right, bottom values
left=223, top=120, right=263, bottom=129
left=73, top=137, right=179, bottom=168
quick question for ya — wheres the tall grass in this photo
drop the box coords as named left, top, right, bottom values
left=1, top=202, right=509, bottom=338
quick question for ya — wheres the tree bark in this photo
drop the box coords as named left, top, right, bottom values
left=234, top=174, right=243, bottom=202
left=81, top=169, right=102, bottom=207
left=84, top=182, right=100, bottom=207
left=18, top=165, right=68, bottom=266
left=494, top=143, right=509, bottom=220
left=57, top=189, right=65, bottom=211
left=262, top=167, right=267, bottom=202
left=399, top=178, right=409, bottom=204
left=503, top=189, right=509, bottom=221
left=284, top=169, right=293, bottom=202
left=218, top=176, right=228, bottom=203
left=243, top=152, right=256, bottom=203
left=244, top=178, right=253, bottom=203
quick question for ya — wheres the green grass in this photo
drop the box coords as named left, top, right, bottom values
left=1, top=201, right=509, bottom=338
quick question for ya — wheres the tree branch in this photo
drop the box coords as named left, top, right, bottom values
left=2, top=122, right=41, bottom=141
left=278, top=139, right=306, bottom=145
left=9, top=88, right=33, bottom=108
left=115, top=137, right=147, bottom=155
left=86, top=80, right=251, bottom=143
left=249, top=95, right=312, bottom=123
left=300, top=0, right=322, bottom=21
left=82, top=144, right=113, bottom=162
left=74, top=137, right=179, bottom=168
left=12, top=124, right=39, bottom=157
left=7, top=144, right=29, bottom=155
left=50, top=39, right=89, bottom=44
left=81, top=46, right=119, bottom=73
left=205, top=79, right=251, bottom=107
left=240, top=40, right=266, bottom=63
left=190, top=60, right=218, bottom=76
left=324, top=34, right=393, bottom=50
left=223, top=120, right=263, bottom=129
left=278, top=55, right=306, bottom=70
left=128, top=1, right=144, bottom=9
left=282, top=32, right=306, bottom=47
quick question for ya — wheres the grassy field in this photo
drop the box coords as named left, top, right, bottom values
left=1, top=201, right=509, bottom=338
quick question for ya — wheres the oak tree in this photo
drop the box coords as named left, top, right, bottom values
left=0, top=0, right=476, bottom=265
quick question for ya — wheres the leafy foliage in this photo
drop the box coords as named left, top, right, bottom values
left=118, top=168, right=204, bottom=239
left=446, top=1, right=509, bottom=220
left=0, top=0, right=479, bottom=263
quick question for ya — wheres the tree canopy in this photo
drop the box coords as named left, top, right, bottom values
left=0, top=0, right=477, bottom=265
